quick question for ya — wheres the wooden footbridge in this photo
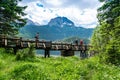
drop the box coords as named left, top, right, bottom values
left=0, top=36, right=91, bottom=58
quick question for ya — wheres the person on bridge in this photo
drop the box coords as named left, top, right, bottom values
left=35, top=32, right=39, bottom=40
left=80, top=40, right=83, bottom=46
left=35, top=32, right=39, bottom=47
left=79, top=40, right=84, bottom=58
left=74, top=39, right=78, bottom=45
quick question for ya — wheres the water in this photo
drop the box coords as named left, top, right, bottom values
left=36, top=50, right=81, bottom=57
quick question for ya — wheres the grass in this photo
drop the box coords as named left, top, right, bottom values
left=0, top=48, right=120, bottom=80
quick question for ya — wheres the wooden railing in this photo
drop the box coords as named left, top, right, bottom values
left=0, top=37, right=91, bottom=51
left=0, top=36, right=91, bottom=57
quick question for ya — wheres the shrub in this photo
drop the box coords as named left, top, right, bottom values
left=16, top=44, right=35, bottom=60
left=28, top=44, right=35, bottom=58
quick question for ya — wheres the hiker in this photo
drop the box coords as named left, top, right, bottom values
left=73, top=39, right=78, bottom=50
left=79, top=40, right=84, bottom=56
left=35, top=32, right=39, bottom=40
left=74, top=39, right=78, bottom=45
left=79, top=39, right=84, bottom=50
left=80, top=40, right=83, bottom=45
left=35, top=32, right=39, bottom=47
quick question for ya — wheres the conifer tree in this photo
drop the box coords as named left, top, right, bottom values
left=0, top=0, right=27, bottom=35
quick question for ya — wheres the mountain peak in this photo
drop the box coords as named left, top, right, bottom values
left=26, top=19, right=40, bottom=26
left=48, top=17, right=74, bottom=27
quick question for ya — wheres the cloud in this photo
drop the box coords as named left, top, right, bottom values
left=19, top=0, right=101, bottom=28
left=44, top=0, right=63, bottom=7
left=63, top=0, right=100, bottom=9
left=21, top=0, right=100, bottom=9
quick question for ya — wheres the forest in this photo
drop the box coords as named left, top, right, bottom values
left=0, top=0, right=120, bottom=80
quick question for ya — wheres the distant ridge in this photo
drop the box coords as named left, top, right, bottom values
left=19, top=17, right=94, bottom=41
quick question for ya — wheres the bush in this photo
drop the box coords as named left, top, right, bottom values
left=0, top=48, right=6, bottom=54
left=28, top=44, right=35, bottom=58
left=106, top=44, right=120, bottom=65
left=10, top=64, right=39, bottom=80
left=16, top=44, right=35, bottom=60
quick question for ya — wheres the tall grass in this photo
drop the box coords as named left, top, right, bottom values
left=0, top=48, right=120, bottom=80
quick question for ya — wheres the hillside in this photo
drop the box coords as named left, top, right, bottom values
left=55, top=36, right=90, bottom=44
left=19, top=17, right=93, bottom=41
left=0, top=48, right=120, bottom=80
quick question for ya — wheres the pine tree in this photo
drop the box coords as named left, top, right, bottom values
left=0, top=0, right=27, bottom=36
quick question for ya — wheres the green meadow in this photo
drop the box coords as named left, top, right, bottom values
left=0, top=48, right=120, bottom=80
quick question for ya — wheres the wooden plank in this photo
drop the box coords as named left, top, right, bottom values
left=66, top=45, right=69, bottom=50
left=43, top=43, right=46, bottom=48
left=55, top=45, right=58, bottom=50
left=27, top=42, right=30, bottom=47
left=5, top=39, right=7, bottom=46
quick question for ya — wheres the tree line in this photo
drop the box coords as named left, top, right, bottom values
left=91, top=0, right=120, bottom=65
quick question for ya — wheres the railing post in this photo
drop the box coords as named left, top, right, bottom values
left=27, top=42, right=30, bottom=47
left=20, top=37, right=23, bottom=48
left=35, top=37, right=39, bottom=48
left=2, top=36, right=7, bottom=47
left=4, top=37, right=7, bottom=46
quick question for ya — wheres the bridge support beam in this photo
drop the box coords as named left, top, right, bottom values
left=44, top=49, right=50, bottom=58
left=80, top=50, right=87, bottom=59
left=61, top=50, right=74, bottom=57
left=13, top=47, right=19, bottom=55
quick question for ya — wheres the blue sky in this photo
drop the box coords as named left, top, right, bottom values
left=19, top=0, right=102, bottom=28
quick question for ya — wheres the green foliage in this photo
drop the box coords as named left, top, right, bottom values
left=28, top=44, right=35, bottom=58
left=16, top=44, right=35, bottom=60
left=0, top=52, right=120, bottom=80
left=0, top=48, right=6, bottom=54
left=10, top=64, right=42, bottom=80
left=4, top=48, right=13, bottom=54
left=105, top=43, right=120, bottom=65
left=91, top=0, right=120, bottom=65
left=97, top=0, right=120, bottom=24
left=0, top=0, right=27, bottom=35
left=91, top=19, right=120, bottom=65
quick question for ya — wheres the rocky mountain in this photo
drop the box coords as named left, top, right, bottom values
left=19, top=17, right=94, bottom=41
left=48, top=17, right=74, bottom=27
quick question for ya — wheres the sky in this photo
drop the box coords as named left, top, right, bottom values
left=19, top=0, right=102, bottom=28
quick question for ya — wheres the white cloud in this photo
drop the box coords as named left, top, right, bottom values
left=45, top=0, right=63, bottom=7
left=19, top=0, right=101, bottom=28
left=21, top=0, right=101, bottom=9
